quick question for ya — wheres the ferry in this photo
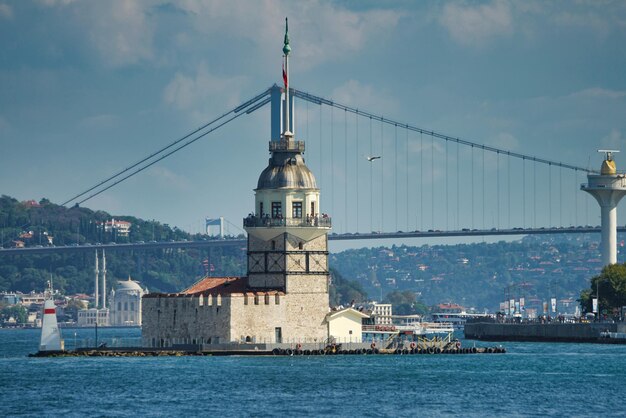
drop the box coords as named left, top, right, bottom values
left=431, top=311, right=493, bottom=331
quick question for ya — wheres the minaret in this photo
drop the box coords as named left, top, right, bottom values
left=102, top=248, right=107, bottom=309
left=243, top=19, right=331, bottom=341
left=581, top=150, right=626, bottom=265
left=94, top=250, right=99, bottom=309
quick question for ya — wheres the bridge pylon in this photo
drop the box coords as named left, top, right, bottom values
left=581, top=150, right=626, bottom=266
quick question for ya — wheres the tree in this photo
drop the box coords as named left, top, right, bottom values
left=383, top=290, right=427, bottom=315
left=1, top=305, right=28, bottom=324
left=579, top=263, right=626, bottom=316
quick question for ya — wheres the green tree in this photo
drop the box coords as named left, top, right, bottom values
left=580, top=263, right=626, bottom=316
left=1, top=305, right=28, bottom=324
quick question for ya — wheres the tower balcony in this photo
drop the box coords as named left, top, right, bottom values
left=269, top=140, right=305, bottom=153
left=243, top=215, right=331, bottom=229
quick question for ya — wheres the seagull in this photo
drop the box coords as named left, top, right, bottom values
left=366, top=156, right=381, bottom=162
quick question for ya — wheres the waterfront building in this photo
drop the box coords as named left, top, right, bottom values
left=142, top=20, right=334, bottom=347
left=367, top=302, right=393, bottom=325
left=326, top=308, right=369, bottom=343
left=77, top=308, right=109, bottom=326
left=109, top=277, right=146, bottom=326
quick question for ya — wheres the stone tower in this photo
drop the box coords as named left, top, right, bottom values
left=243, top=19, right=331, bottom=337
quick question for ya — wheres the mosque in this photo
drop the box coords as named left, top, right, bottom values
left=141, top=21, right=366, bottom=347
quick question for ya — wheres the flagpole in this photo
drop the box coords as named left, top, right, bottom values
left=283, top=17, right=291, bottom=138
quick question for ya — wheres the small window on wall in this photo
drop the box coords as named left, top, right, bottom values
left=244, top=295, right=248, bottom=305
left=311, top=202, right=315, bottom=217
left=259, top=202, right=264, bottom=217
left=275, top=294, right=280, bottom=305
left=254, top=295, right=259, bottom=305
left=271, top=202, right=282, bottom=218
left=265, top=294, right=270, bottom=305
left=292, top=201, right=302, bottom=218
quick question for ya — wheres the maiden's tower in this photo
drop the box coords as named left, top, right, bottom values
left=141, top=20, right=332, bottom=347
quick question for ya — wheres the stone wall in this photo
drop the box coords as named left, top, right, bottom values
left=142, top=295, right=232, bottom=347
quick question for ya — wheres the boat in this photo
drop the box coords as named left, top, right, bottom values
left=431, top=311, right=493, bottom=331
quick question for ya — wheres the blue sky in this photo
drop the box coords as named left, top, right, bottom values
left=1, top=1, right=625, bottom=238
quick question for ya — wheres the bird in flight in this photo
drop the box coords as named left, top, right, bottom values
left=366, top=156, right=381, bottom=161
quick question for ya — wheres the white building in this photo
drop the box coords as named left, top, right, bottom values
left=77, top=308, right=110, bottom=326
left=110, top=277, right=147, bottom=326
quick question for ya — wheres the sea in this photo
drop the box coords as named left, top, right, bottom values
left=1, top=327, right=625, bottom=417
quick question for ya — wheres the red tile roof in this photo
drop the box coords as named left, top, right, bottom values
left=182, top=276, right=247, bottom=295
left=143, top=276, right=286, bottom=298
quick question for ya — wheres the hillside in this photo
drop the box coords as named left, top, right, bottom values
left=330, top=234, right=605, bottom=312
left=0, top=195, right=606, bottom=312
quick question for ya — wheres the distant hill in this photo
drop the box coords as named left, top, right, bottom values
left=330, top=234, right=606, bottom=312
left=0, top=195, right=244, bottom=295
left=0, top=195, right=607, bottom=312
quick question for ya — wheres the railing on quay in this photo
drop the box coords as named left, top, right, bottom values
left=268, top=140, right=305, bottom=153
left=243, top=216, right=331, bottom=228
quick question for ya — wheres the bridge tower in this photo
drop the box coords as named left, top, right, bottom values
left=581, top=150, right=626, bottom=265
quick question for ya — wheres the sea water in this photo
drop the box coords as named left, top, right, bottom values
left=1, top=328, right=625, bottom=417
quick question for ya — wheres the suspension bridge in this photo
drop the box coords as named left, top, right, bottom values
left=0, top=79, right=616, bottom=256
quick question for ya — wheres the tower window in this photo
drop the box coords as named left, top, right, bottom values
left=292, top=201, right=302, bottom=218
left=299, top=242, right=303, bottom=250
left=271, top=202, right=282, bottom=218
left=311, top=202, right=315, bottom=217
left=259, top=202, right=264, bottom=217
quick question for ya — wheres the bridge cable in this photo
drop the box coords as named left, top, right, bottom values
left=548, top=163, right=552, bottom=227
left=331, top=106, right=334, bottom=221
left=369, top=118, right=374, bottom=231
left=62, top=87, right=270, bottom=207
left=533, top=160, right=537, bottom=228
left=292, top=88, right=595, bottom=174
left=482, top=148, right=486, bottom=229
left=75, top=105, right=259, bottom=206
left=445, top=139, right=449, bottom=231
left=406, top=127, right=409, bottom=231
left=395, top=123, right=398, bottom=232
left=457, top=140, right=460, bottom=230
left=522, top=159, right=526, bottom=228
left=344, top=109, right=348, bottom=233
left=355, top=111, right=359, bottom=233
left=471, top=145, right=474, bottom=230
left=508, top=154, right=511, bottom=228
left=497, top=151, right=500, bottom=229
left=381, top=120, right=384, bottom=231
left=420, top=132, right=423, bottom=231
left=431, top=135, right=435, bottom=229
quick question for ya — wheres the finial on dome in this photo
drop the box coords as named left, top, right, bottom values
left=283, top=17, right=291, bottom=56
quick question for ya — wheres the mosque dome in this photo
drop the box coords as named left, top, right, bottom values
left=115, top=277, right=144, bottom=292
left=257, top=153, right=318, bottom=190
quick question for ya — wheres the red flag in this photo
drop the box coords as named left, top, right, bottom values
left=282, top=63, right=288, bottom=87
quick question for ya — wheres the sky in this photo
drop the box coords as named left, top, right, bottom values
left=1, top=0, right=626, bottom=242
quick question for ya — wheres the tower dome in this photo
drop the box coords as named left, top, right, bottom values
left=257, top=152, right=317, bottom=190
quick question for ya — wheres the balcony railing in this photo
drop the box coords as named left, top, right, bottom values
left=269, top=140, right=305, bottom=153
left=243, top=215, right=331, bottom=228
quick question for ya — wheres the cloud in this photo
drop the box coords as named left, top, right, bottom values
left=146, top=166, right=191, bottom=191
left=0, top=3, right=13, bottom=19
left=163, top=63, right=244, bottom=111
left=600, top=129, right=622, bottom=149
left=439, top=0, right=513, bottom=47
left=330, top=79, right=397, bottom=116
left=569, top=88, right=626, bottom=100
left=77, top=114, right=119, bottom=130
